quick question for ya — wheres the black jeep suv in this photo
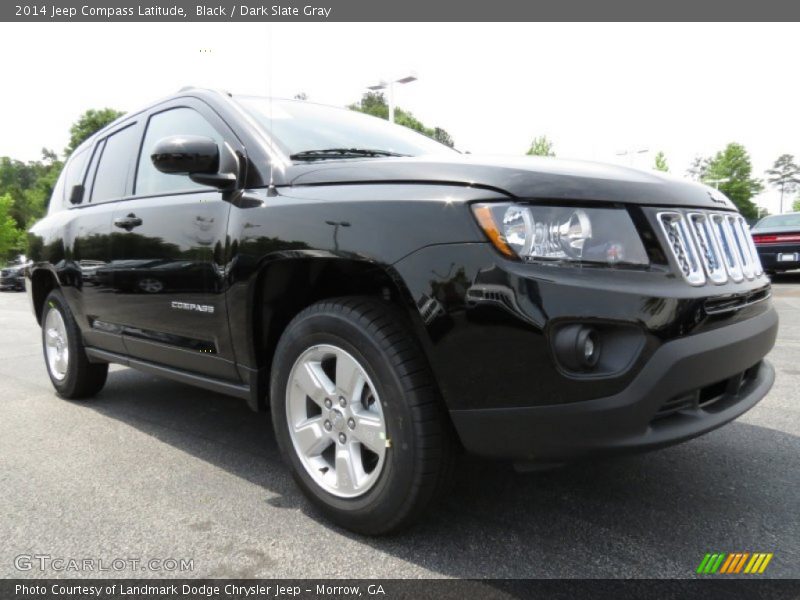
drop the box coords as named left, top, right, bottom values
left=27, top=88, right=777, bottom=534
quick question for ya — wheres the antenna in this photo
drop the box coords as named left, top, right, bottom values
left=267, top=23, right=275, bottom=190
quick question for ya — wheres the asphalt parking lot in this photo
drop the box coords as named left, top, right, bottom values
left=1, top=277, right=798, bottom=580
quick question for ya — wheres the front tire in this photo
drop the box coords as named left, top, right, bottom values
left=41, top=289, right=108, bottom=399
left=270, top=297, right=456, bottom=535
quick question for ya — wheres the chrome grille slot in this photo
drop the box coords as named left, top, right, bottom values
left=730, top=214, right=763, bottom=277
left=727, top=214, right=755, bottom=280
left=743, top=221, right=764, bottom=277
left=709, top=213, right=744, bottom=283
left=657, top=212, right=706, bottom=286
left=687, top=213, right=728, bottom=284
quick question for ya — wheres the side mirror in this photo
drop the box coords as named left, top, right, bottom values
left=68, top=184, right=84, bottom=205
left=151, top=135, right=236, bottom=189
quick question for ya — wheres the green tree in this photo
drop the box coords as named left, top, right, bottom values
left=792, top=197, right=800, bottom=212
left=703, top=143, right=763, bottom=219
left=351, top=91, right=389, bottom=119
left=0, top=150, right=62, bottom=231
left=765, top=154, right=800, bottom=214
left=686, top=156, right=709, bottom=180
left=0, top=108, right=121, bottom=243
left=432, top=127, right=454, bottom=148
left=526, top=136, right=555, bottom=157
left=65, top=108, right=124, bottom=155
left=349, top=92, right=455, bottom=148
left=653, top=151, right=669, bottom=172
left=0, top=194, right=23, bottom=259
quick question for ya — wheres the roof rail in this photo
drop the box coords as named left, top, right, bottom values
left=177, top=86, right=232, bottom=97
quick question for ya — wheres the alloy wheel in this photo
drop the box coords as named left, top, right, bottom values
left=44, top=307, right=69, bottom=381
left=286, top=344, right=387, bottom=498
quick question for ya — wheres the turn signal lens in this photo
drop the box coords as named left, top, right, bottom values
left=472, top=204, right=516, bottom=258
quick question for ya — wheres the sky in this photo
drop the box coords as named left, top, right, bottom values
left=0, top=22, right=798, bottom=213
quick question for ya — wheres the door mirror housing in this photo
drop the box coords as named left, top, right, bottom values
left=68, top=184, right=84, bottom=205
left=151, top=135, right=236, bottom=189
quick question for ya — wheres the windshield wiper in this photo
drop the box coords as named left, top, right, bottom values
left=289, top=148, right=410, bottom=161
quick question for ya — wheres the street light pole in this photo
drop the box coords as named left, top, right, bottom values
left=704, top=178, right=730, bottom=190
left=615, top=148, right=649, bottom=167
left=368, top=73, right=418, bottom=123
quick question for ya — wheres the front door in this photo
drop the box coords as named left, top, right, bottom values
left=105, top=102, right=241, bottom=380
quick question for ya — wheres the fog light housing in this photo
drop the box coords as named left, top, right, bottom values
left=553, top=324, right=602, bottom=372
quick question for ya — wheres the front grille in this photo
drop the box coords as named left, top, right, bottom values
left=657, top=211, right=763, bottom=286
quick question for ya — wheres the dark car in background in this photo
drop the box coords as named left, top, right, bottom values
left=752, top=212, right=800, bottom=275
left=25, top=88, right=778, bottom=534
left=0, top=256, right=28, bottom=291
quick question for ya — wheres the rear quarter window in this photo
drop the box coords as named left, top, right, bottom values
left=47, top=146, right=89, bottom=214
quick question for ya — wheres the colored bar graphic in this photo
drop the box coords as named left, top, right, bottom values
left=697, top=552, right=773, bottom=575
left=745, top=554, right=762, bottom=574
left=719, top=554, right=736, bottom=574
left=734, top=553, right=749, bottom=573
left=703, top=554, right=719, bottom=574
left=710, top=554, right=725, bottom=573
left=758, top=554, right=773, bottom=573
left=728, top=553, right=739, bottom=573
left=697, top=554, right=712, bottom=574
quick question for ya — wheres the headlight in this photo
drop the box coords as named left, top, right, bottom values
left=472, top=203, right=649, bottom=265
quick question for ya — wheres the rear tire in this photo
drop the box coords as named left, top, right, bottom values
left=270, top=297, right=457, bottom=535
left=41, top=289, right=108, bottom=399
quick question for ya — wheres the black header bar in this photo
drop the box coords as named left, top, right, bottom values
left=3, top=0, right=800, bottom=22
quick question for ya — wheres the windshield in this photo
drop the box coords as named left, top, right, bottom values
left=754, top=213, right=800, bottom=229
left=235, top=97, right=457, bottom=160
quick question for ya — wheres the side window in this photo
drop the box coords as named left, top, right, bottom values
left=135, top=107, right=225, bottom=197
left=84, top=140, right=105, bottom=198
left=90, top=125, right=139, bottom=203
left=64, top=146, right=90, bottom=202
left=47, top=146, right=89, bottom=214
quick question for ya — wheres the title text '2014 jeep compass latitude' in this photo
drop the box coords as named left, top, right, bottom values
left=27, top=89, right=777, bottom=534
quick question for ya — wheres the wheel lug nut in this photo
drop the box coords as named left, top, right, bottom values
left=324, top=398, right=332, bottom=408
left=338, top=433, right=346, bottom=443
left=347, top=418, right=355, bottom=430
left=338, top=396, right=346, bottom=407
left=323, top=420, right=332, bottom=431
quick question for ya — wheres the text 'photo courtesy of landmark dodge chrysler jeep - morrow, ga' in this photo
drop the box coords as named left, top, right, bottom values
left=26, top=88, right=778, bottom=534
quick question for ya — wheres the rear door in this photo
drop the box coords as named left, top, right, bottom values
left=70, top=121, right=142, bottom=354
left=105, top=99, right=241, bottom=380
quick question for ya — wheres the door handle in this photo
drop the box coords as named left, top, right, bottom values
left=113, top=214, right=143, bottom=231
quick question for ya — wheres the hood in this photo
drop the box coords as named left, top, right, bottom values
left=284, top=155, right=737, bottom=211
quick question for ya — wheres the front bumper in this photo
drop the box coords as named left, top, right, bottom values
left=0, top=277, right=24, bottom=290
left=450, top=306, right=777, bottom=461
left=757, top=244, right=800, bottom=272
